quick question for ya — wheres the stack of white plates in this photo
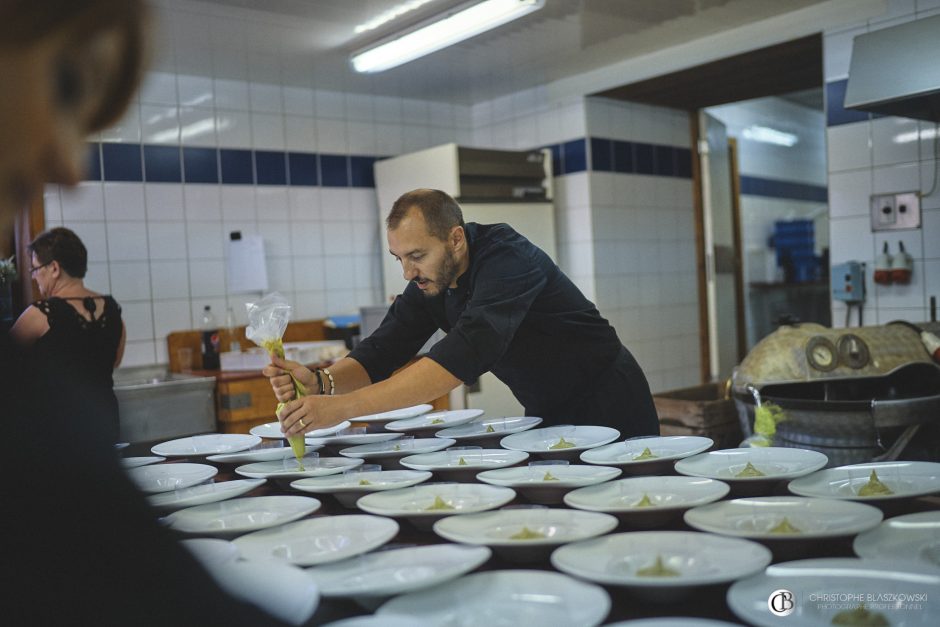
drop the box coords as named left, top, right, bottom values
left=339, top=438, right=456, bottom=469
left=250, top=420, right=350, bottom=439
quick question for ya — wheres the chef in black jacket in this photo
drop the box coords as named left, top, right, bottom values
left=1, top=2, right=292, bottom=624
left=269, top=188, right=659, bottom=439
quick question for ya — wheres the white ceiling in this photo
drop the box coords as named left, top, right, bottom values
left=152, top=0, right=831, bottom=104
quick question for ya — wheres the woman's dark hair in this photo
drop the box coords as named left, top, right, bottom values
left=0, top=0, right=149, bottom=132
left=29, top=228, right=88, bottom=279
left=387, top=189, right=465, bottom=241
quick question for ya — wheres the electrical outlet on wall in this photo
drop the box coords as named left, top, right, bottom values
left=870, top=192, right=921, bottom=231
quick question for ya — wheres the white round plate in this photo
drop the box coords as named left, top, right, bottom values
left=788, top=461, right=940, bottom=501
left=580, top=436, right=713, bottom=472
left=564, top=476, right=730, bottom=517
left=181, top=537, right=239, bottom=568
left=400, top=448, right=528, bottom=472
left=233, top=514, right=399, bottom=566
left=234, top=456, right=364, bottom=479
left=307, top=432, right=402, bottom=447
left=607, top=620, right=742, bottom=627
left=250, top=420, right=351, bottom=439
left=151, top=433, right=261, bottom=457
left=199, top=548, right=320, bottom=625
left=164, top=495, right=321, bottom=536
left=291, top=470, right=431, bottom=508
left=348, top=404, right=434, bottom=424
left=357, top=483, right=516, bottom=519
left=377, top=570, right=610, bottom=627
left=551, top=531, right=771, bottom=592
left=436, top=415, right=543, bottom=441
left=121, top=456, right=165, bottom=469
left=477, top=464, right=621, bottom=504
left=148, top=478, right=266, bottom=512
left=854, top=511, right=940, bottom=567
left=500, top=425, right=620, bottom=456
left=340, top=438, right=456, bottom=460
left=323, top=617, right=422, bottom=627
left=307, top=543, right=492, bottom=599
left=727, top=558, right=940, bottom=627
left=207, top=444, right=323, bottom=464
left=675, top=447, right=828, bottom=482
left=684, top=496, right=883, bottom=540
left=433, top=507, right=618, bottom=549
left=385, top=409, right=484, bottom=433
left=127, top=462, right=218, bottom=494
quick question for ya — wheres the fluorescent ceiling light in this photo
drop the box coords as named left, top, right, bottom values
left=741, top=125, right=798, bottom=147
left=351, top=0, right=544, bottom=73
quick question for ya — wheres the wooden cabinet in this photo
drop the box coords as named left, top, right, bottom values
left=215, top=372, right=280, bottom=434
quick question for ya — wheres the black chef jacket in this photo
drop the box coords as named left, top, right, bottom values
left=350, top=222, right=659, bottom=435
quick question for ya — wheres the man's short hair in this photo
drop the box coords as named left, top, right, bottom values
left=387, top=188, right=464, bottom=241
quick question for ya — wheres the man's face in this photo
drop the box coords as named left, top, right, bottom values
left=388, top=208, right=462, bottom=298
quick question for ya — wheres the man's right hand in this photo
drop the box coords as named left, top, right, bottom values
left=262, top=354, right=315, bottom=401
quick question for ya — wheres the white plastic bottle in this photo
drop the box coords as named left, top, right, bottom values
left=225, top=306, right=241, bottom=352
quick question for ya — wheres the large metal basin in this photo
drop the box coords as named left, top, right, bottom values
left=113, top=365, right=216, bottom=443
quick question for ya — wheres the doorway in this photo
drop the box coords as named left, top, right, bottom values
left=595, top=34, right=829, bottom=382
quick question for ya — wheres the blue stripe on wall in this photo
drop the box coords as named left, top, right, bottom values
left=86, top=143, right=383, bottom=188
left=740, top=175, right=828, bottom=202
left=826, top=79, right=882, bottom=127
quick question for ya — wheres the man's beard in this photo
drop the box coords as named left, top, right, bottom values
left=419, top=247, right=460, bottom=298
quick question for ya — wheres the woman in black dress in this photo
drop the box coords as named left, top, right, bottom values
left=11, top=226, right=125, bottom=441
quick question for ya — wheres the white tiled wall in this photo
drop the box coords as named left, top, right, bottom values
left=824, top=0, right=940, bottom=327
left=44, top=70, right=473, bottom=366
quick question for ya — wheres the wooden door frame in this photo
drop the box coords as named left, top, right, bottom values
left=690, top=116, right=747, bottom=382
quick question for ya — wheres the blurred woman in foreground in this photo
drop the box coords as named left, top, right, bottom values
left=0, top=2, right=290, bottom=625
